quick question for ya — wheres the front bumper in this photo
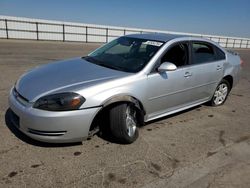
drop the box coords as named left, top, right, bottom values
left=8, top=88, right=101, bottom=143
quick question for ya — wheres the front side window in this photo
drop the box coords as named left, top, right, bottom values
left=191, top=42, right=216, bottom=64
left=85, top=37, right=164, bottom=73
left=161, top=42, right=189, bottom=67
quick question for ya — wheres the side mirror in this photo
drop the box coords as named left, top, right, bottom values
left=158, top=62, right=177, bottom=72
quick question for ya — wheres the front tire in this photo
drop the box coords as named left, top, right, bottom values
left=210, top=79, right=231, bottom=106
left=109, top=103, right=139, bottom=144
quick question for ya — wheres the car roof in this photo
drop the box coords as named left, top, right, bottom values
left=126, top=33, right=188, bottom=42
left=124, top=33, right=226, bottom=52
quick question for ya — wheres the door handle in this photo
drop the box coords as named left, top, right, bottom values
left=184, top=72, right=192, bottom=77
left=216, top=65, right=222, bottom=70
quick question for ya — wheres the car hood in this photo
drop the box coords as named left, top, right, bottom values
left=15, top=58, right=129, bottom=102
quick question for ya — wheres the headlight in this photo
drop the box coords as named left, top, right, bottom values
left=33, top=92, right=85, bottom=111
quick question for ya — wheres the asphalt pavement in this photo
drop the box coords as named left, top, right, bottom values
left=0, top=39, right=250, bottom=188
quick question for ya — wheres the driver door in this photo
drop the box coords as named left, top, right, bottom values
left=146, top=42, right=194, bottom=120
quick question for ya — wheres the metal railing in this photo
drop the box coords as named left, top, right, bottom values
left=0, top=18, right=143, bottom=43
left=0, top=17, right=250, bottom=48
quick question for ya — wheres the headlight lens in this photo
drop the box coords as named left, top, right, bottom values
left=33, top=92, right=85, bottom=111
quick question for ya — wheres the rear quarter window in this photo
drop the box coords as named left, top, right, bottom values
left=215, top=46, right=226, bottom=60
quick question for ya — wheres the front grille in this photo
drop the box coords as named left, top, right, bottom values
left=28, top=128, right=66, bottom=136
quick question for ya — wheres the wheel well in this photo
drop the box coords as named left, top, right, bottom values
left=223, top=75, right=233, bottom=89
left=89, top=97, right=145, bottom=132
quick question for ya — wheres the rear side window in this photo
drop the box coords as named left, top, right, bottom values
left=191, top=42, right=216, bottom=64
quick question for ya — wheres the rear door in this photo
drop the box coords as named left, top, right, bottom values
left=187, top=41, right=225, bottom=102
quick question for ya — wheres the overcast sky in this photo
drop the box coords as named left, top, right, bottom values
left=0, top=0, right=250, bottom=38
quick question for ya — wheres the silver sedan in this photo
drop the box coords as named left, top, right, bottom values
left=9, top=33, right=241, bottom=144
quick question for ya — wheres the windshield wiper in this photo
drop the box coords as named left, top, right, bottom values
left=84, top=56, right=127, bottom=72
left=97, top=63, right=124, bottom=71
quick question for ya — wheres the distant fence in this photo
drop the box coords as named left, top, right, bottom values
left=0, top=15, right=250, bottom=48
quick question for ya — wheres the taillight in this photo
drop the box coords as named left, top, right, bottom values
left=240, top=59, right=244, bottom=66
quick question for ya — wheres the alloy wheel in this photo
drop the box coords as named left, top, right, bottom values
left=125, top=105, right=137, bottom=137
left=213, top=83, right=228, bottom=105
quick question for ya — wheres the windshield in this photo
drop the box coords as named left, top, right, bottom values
left=84, top=37, right=164, bottom=73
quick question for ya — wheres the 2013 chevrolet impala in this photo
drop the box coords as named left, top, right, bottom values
left=9, top=33, right=241, bottom=144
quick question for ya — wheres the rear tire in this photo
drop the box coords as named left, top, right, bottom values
left=109, top=103, right=139, bottom=144
left=210, top=79, right=231, bottom=106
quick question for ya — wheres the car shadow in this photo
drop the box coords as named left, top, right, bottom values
left=5, top=108, right=82, bottom=147
left=96, top=104, right=203, bottom=144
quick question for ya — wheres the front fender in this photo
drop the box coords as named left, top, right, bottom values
left=102, top=94, right=145, bottom=114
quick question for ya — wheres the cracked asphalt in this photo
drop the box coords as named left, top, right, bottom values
left=0, top=39, right=250, bottom=188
